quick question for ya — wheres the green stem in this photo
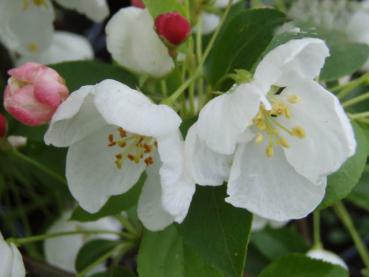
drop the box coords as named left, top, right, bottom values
left=335, top=72, right=369, bottom=99
left=342, top=91, right=369, bottom=108
left=8, top=230, right=124, bottom=246
left=162, top=0, right=234, bottom=106
left=115, top=214, right=137, bottom=236
left=350, top=111, right=369, bottom=119
left=313, top=211, right=322, bottom=249
left=76, top=243, right=132, bottom=277
left=11, top=150, right=66, bottom=185
left=334, top=202, right=369, bottom=269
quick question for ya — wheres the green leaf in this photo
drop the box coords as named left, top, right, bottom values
left=91, top=267, right=136, bottom=277
left=320, top=32, right=369, bottom=81
left=75, top=239, right=118, bottom=273
left=348, top=169, right=369, bottom=212
left=251, top=228, right=309, bottom=261
left=71, top=175, right=145, bottom=222
left=204, top=9, right=286, bottom=88
left=320, top=122, right=369, bottom=209
left=137, top=225, right=222, bottom=277
left=258, top=254, right=349, bottom=277
left=50, top=61, right=138, bottom=92
left=177, top=186, right=252, bottom=277
left=142, top=0, right=185, bottom=17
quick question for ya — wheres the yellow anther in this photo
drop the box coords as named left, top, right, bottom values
left=291, top=126, right=305, bottom=138
left=27, top=43, right=39, bottom=53
left=117, top=140, right=126, bottom=148
left=114, top=154, right=123, bottom=169
left=279, top=136, right=289, bottom=148
left=266, top=144, right=274, bottom=158
left=284, top=107, right=291, bottom=119
left=255, top=133, right=264, bottom=144
left=288, top=95, right=300, bottom=104
left=33, top=0, right=45, bottom=6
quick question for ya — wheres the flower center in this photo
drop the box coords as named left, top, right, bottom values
left=107, top=127, right=157, bottom=169
left=252, top=88, right=305, bottom=158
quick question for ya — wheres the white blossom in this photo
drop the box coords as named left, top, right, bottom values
left=45, top=79, right=195, bottom=231
left=186, top=38, right=356, bottom=221
left=106, top=7, right=174, bottom=78
left=307, top=249, right=348, bottom=270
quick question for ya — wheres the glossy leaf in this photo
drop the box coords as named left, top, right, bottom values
left=177, top=186, right=252, bottom=277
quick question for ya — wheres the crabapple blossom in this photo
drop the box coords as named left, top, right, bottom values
left=44, top=79, right=195, bottom=231
left=4, top=62, right=69, bottom=126
left=186, top=38, right=356, bottom=221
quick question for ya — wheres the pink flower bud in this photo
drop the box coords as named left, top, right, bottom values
left=155, top=12, right=191, bottom=46
left=0, top=114, right=7, bottom=138
left=131, top=0, right=145, bottom=8
left=3, top=62, right=69, bottom=126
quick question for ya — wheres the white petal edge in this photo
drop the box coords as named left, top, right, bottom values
left=44, top=85, right=106, bottom=147
left=54, top=0, right=109, bottom=22
left=227, top=142, right=326, bottom=221
left=137, top=158, right=174, bottom=231
left=280, top=80, right=356, bottom=185
left=105, top=7, right=174, bottom=78
left=254, top=38, right=330, bottom=90
left=196, top=82, right=263, bottom=155
left=94, top=79, right=181, bottom=138
left=157, top=131, right=196, bottom=223
left=185, top=124, right=232, bottom=186
left=307, top=249, right=348, bottom=270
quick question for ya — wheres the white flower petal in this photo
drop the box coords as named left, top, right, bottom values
left=254, top=38, right=330, bottom=90
left=227, top=142, right=326, bottom=221
left=0, top=0, right=54, bottom=55
left=66, top=126, right=146, bottom=213
left=0, top=233, right=25, bottom=277
left=54, top=0, right=109, bottom=22
left=346, top=10, right=369, bottom=45
left=45, top=85, right=106, bottom=147
left=18, top=31, right=93, bottom=65
left=307, top=249, right=348, bottom=270
left=280, top=80, right=356, bottom=185
left=185, top=124, right=232, bottom=186
left=196, top=83, right=263, bottom=154
left=44, top=211, right=119, bottom=273
left=105, top=7, right=174, bottom=78
left=94, top=79, right=181, bottom=138
left=157, top=131, right=195, bottom=223
left=201, top=13, right=220, bottom=35
left=138, top=159, right=174, bottom=231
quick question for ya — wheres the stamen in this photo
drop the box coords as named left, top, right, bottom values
left=278, top=136, right=289, bottom=148
left=291, top=126, right=305, bottom=138
left=266, top=143, right=274, bottom=158
left=288, top=95, right=300, bottom=104
left=255, top=132, right=264, bottom=144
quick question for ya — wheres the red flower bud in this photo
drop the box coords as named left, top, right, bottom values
left=155, top=12, right=191, bottom=46
left=0, top=114, right=7, bottom=138
left=131, top=0, right=145, bottom=8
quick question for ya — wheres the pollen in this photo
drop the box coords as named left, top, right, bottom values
left=255, top=132, right=264, bottom=144
left=266, top=144, right=274, bottom=158
left=288, top=95, right=300, bottom=104
left=33, top=0, right=45, bottom=6
left=107, top=127, right=157, bottom=169
left=291, top=126, right=305, bottom=138
left=252, top=87, right=305, bottom=158
left=27, top=43, right=39, bottom=53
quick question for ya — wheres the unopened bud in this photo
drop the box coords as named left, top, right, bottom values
left=155, top=12, right=191, bottom=46
left=3, top=62, right=69, bottom=126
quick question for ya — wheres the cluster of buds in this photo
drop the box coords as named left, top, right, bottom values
left=3, top=62, right=69, bottom=126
